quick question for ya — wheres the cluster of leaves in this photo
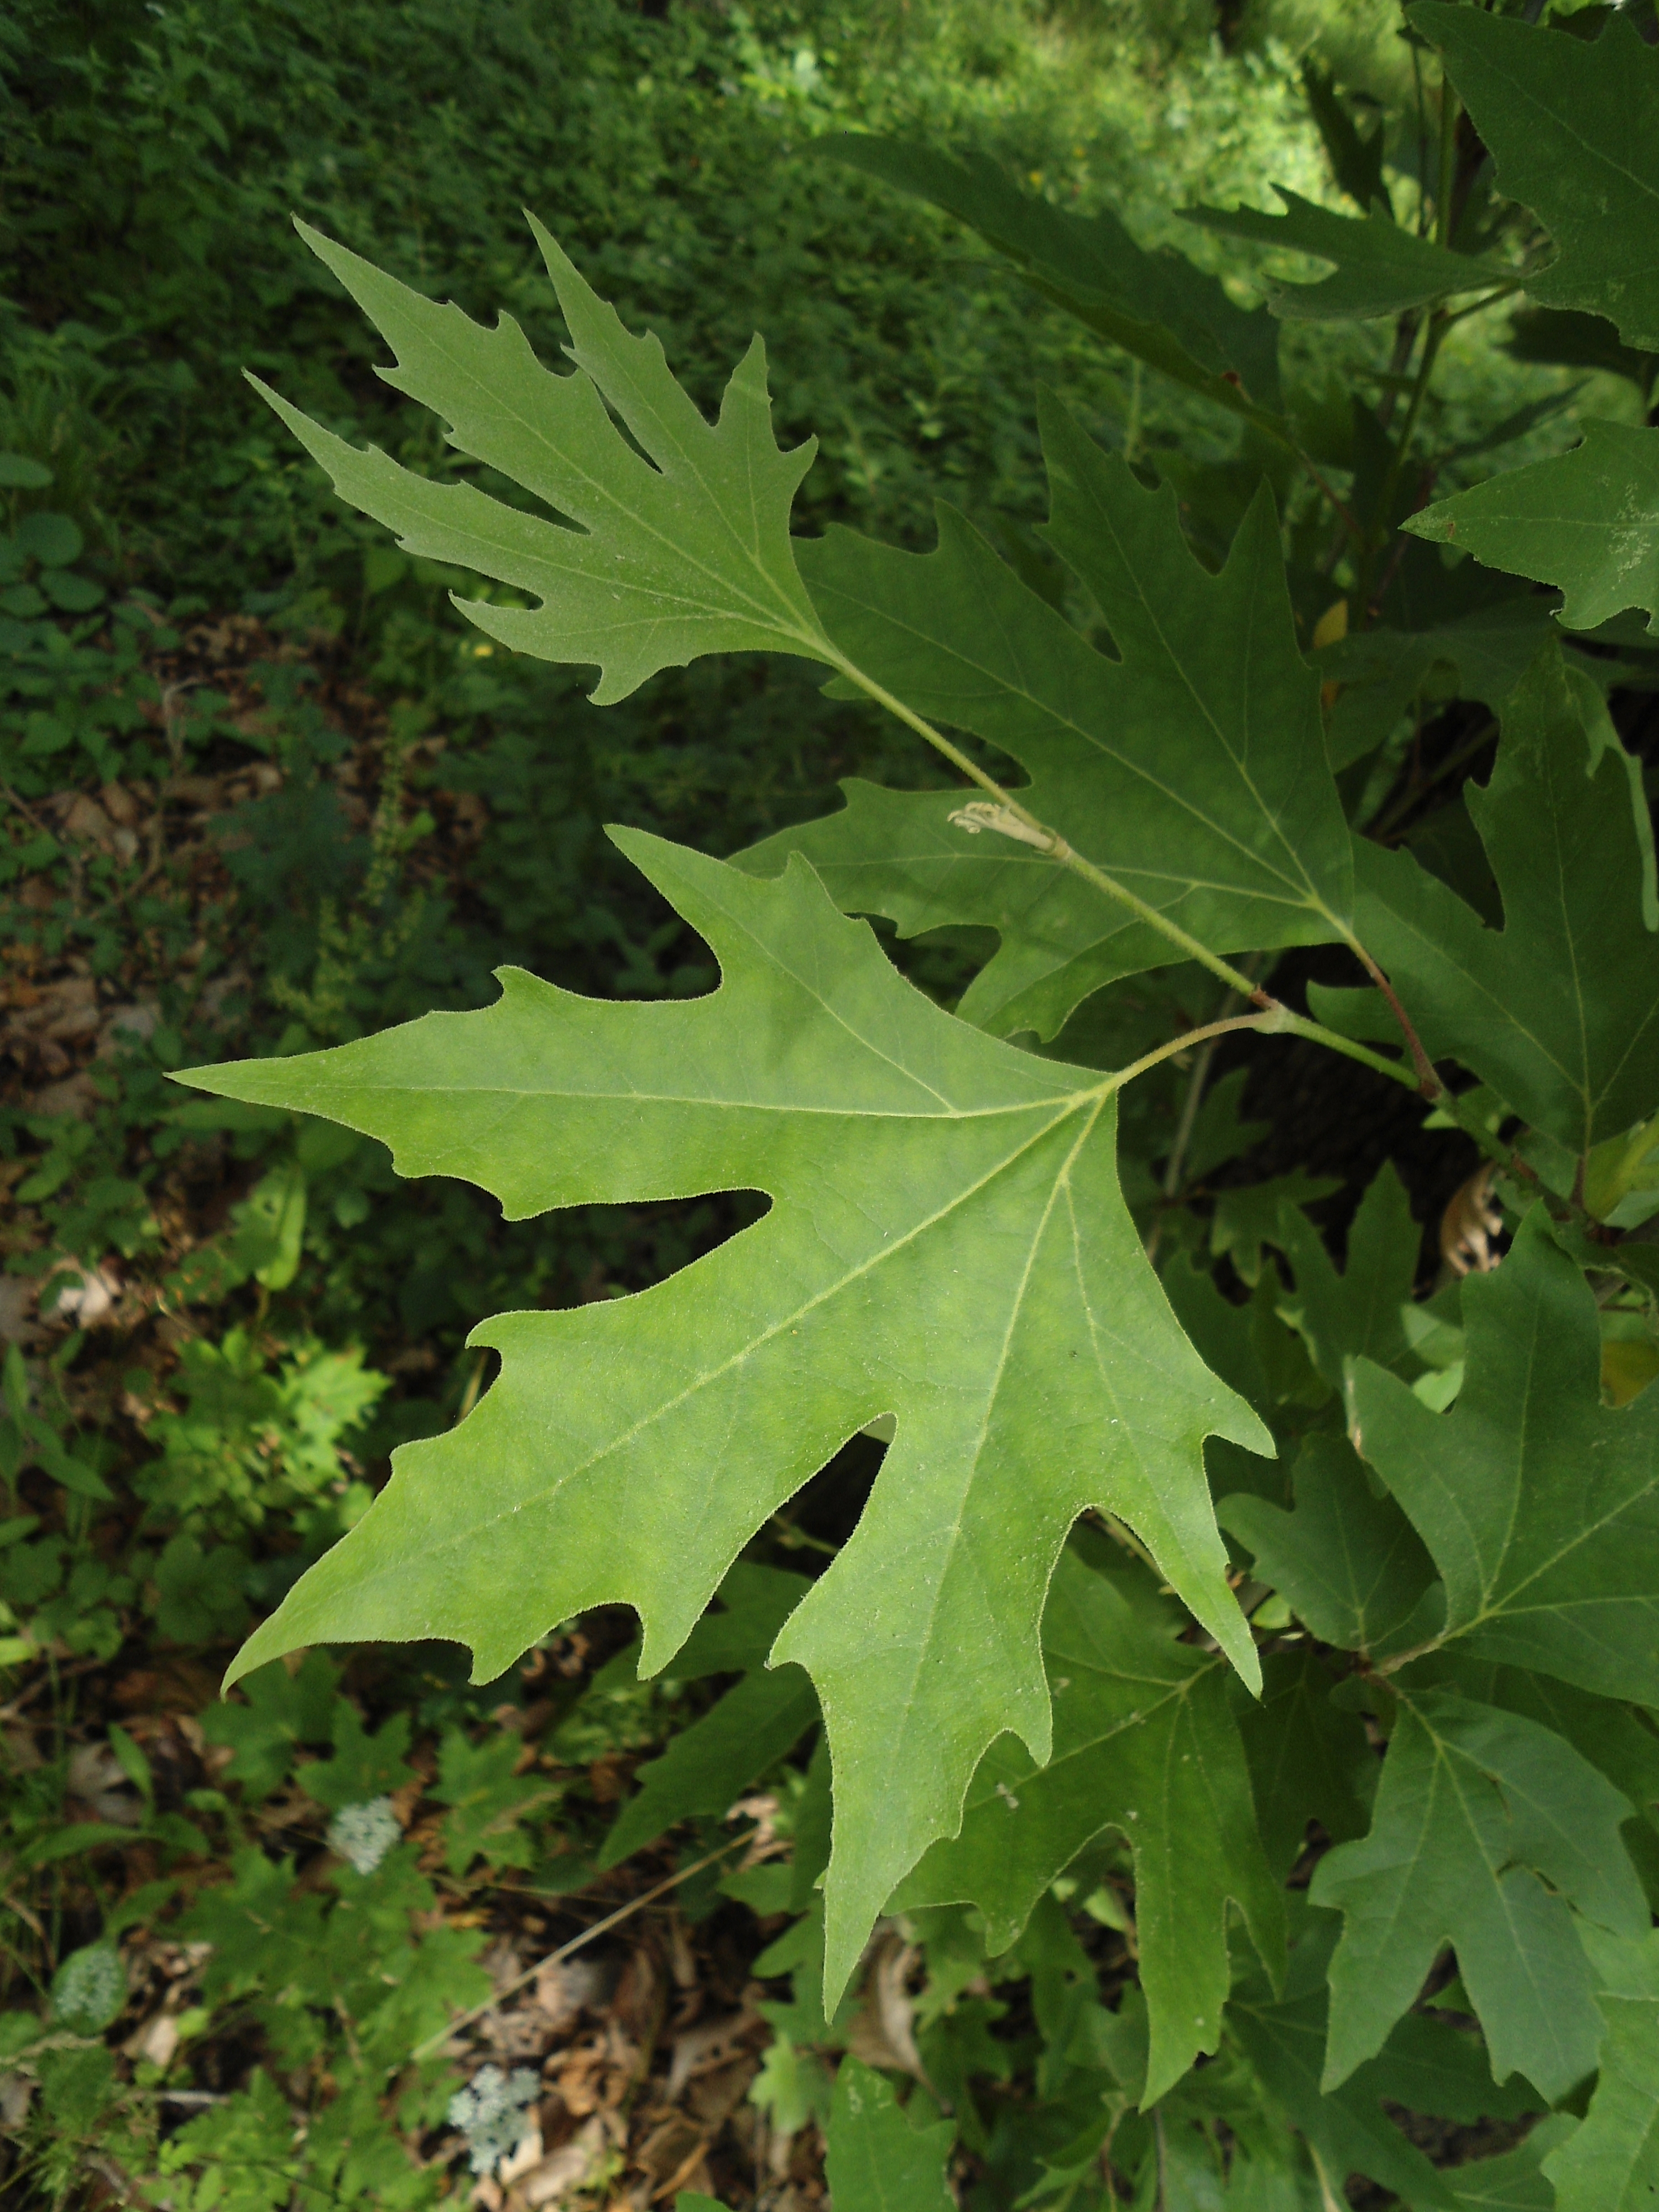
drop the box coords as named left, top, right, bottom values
left=174, top=2, right=1659, bottom=2205
left=6, top=5, right=1399, bottom=2205
left=6, top=1, right=1659, bottom=2207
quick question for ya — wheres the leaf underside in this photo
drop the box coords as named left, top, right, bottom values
left=177, top=833, right=1269, bottom=2006
left=1189, top=187, right=1509, bottom=322
left=251, top=217, right=830, bottom=702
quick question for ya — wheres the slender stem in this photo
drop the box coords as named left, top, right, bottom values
left=1342, top=935, right=1440, bottom=1095
left=1368, top=717, right=1498, bottom=842
left=1437, top=281, right=1521, bottom=328
left=1297, top=453, right=1364, bottom=543
left=1275, top=1009, right=1426, bottom=1095
left=1145, top=1025, right=1227, bottom=1269
left=1164, top=1036, right=1227, bottom=1199
left=831, top=655, right=1279, bottom=1008
left=829, top=647, right=1589, bottom=1223
left=1359, top=312, right=1446, bottom=618
left=1411, top=42, right=1430, bottom=242
left=1104, top=1015, right=1276, bottom=1097
left=1390, top=316, right=1446, bottom=493
left=1436, top=70, right=1458, bottom=251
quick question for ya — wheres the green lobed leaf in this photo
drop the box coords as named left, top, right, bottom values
left=823, top=2057, right=955, bottom=2212
left=1237, top=1914, right=1555, bottom=2208
left=1410, top=3, right=1659, bottom=351
left=1542, top=1924, right=1659, bottom=2212
left=1406, top=420, right=1659, bottom=638
left=199, top=1649, right=340, bottom=1801
left=1208, top=1172, right=1341, bottom=1290
left=297, top=1705, right=415, bottom=1814
left=1412, top=1655, right=1659, bottom=1910
left=1188, top=189, right=1511, bottom=322
left=435, top=1727, right=550, bottom=1876
left=1270, top=1162, right=1422, bottom=1390
left=1349, top=1207, right=1659, bottom=1703
left=891, top=1546, right=1283, bottom=2104
left=744, top=393, right=1355, bottom=1039
left=249, top=218, right=832, bottom=704
left=1222, top=1434, right=1439, bottom=1661
left=1354, top=642, right=1659, bottom=1153
left=1310, top=1686, right=1647, bottom=2096
left=176, top=832, right=1269, bottom=2006
left=1161, top=1251, right=1330, bottom=1459
left=1317, top=595, right=1559, bottom=773
left=816, top=135, right=1282, bottom=417
left=1234, top=1647, right=1371, bottom=1881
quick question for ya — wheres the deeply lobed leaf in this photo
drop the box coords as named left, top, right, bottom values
left=1310, top=1687, right=1646, bottom=2098
left=1349, top=1208, right=1659, bottom=1705
left=178, top=833, right=1269, bottom=2005
left=1188, top=189, right=1510, bottom=322
left=1356, top=643, right=1659, bottom=1154
left=746, top=392, right=1354, bottom=1037
left=250, top=218, right=832, bottom=702
left=1221, top=1434, right=1439, bottom=1662
left=1411, top=2, right=1659, bottom=352
left=891, top=1547, right=1284, bottom=2104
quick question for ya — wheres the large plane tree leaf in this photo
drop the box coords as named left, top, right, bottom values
left=890, top=1546, right=1284, bottom=2104
left=175, top=832, right=1269, bottom=2007
left=1406, top=420, right=1659, bottom=638
left=248, top=218, right=834, bottom=703
left=1310, top=1687, right=1647, bottom=2097
left=1542, top=1925, right=1659, bottom=2212
left=1354, top=642, right=1659, bottom=1154
left=743, top=392, right=1355, bottom=1039
left=1348, top=1208, right=1659, bottom=1705
left=817, top=135, right=1282, bottom=419
left=1188, top=190, right=1511, bottom=322
left=1411, top=3, right=1659, bottom=351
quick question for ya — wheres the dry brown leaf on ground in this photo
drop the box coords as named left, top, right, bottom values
left=666, top=2005, right=763, bottom=2101
left=844, top=1929, right=926, bottom=2084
